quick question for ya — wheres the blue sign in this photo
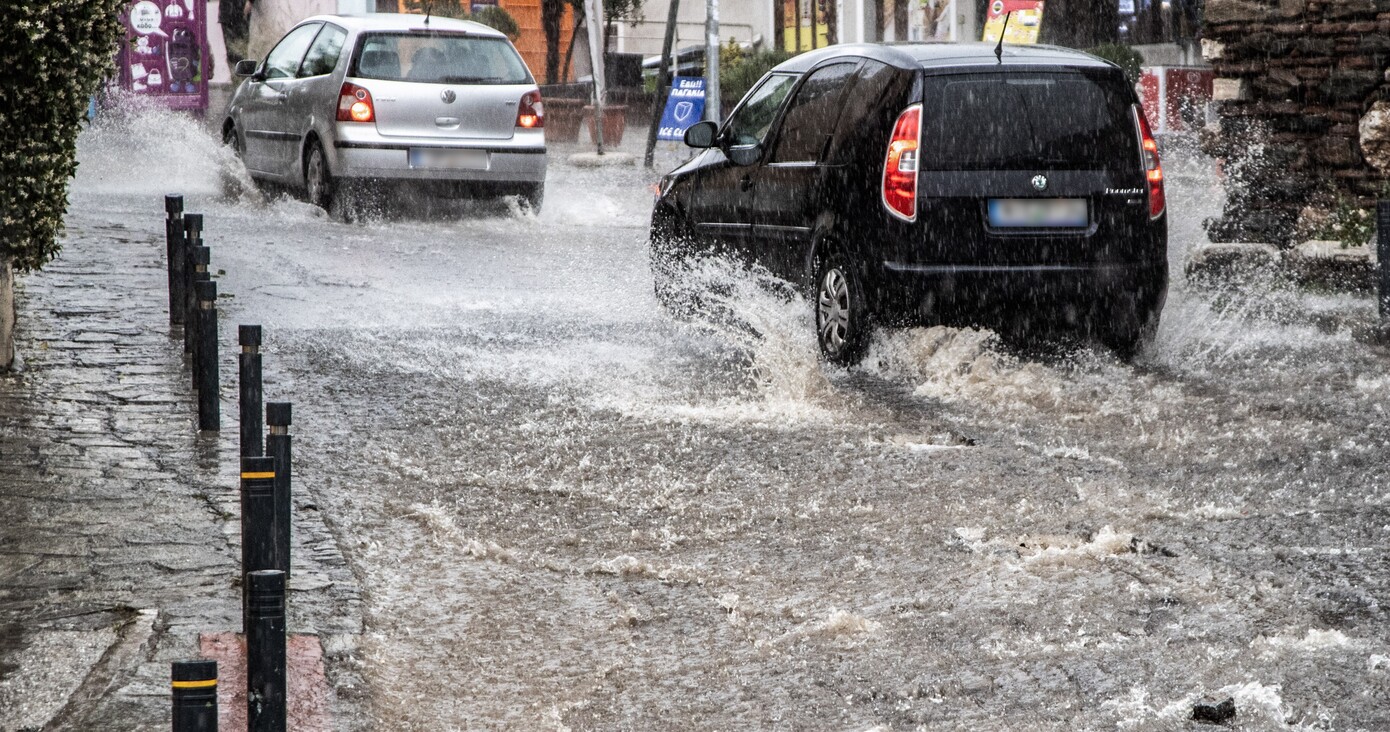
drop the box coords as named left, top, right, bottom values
left=657, top=78, right=707, bottom=141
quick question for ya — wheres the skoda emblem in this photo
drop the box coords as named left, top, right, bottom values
left=1031, top=174, right=1048, bottom=191
left=440, top=89, right=457, bottom=104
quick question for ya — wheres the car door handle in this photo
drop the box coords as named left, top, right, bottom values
left=739, top=176, right=753, bottom=192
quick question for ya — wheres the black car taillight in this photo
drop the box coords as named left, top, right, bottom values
left=882, top=104, right=921, bottom=221
left=1134, top=105, right=1165, bottom=219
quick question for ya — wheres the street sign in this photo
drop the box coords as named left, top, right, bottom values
left=657, top=78, right=707, bottom=141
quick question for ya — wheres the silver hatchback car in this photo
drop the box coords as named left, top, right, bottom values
left=223, top=13, right=546, bottom=216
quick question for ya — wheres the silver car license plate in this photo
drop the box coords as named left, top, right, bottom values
left=409, top=148, right=489, bottom=170
left=987, top=198, right=1089, bottom=228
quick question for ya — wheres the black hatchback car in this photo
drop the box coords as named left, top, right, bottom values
left=649, top=43, right=1167, bottom=364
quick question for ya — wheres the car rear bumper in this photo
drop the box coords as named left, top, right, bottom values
left=329, top=126, right=546, bottom=183
left=873, top=260, right=1168, bottom=323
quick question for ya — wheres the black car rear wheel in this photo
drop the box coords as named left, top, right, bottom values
left=814, top=253, right=872, bottom=365
left=1099, top=307, right=1160, bottom=362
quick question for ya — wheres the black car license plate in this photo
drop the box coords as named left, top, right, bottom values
left=988, top=198, right=1089, bottom=228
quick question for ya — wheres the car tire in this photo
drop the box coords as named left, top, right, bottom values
left=520, top=182, right=544, bottom=214
left=304, top=142, right=335, bottom=213
left=649, top=208, right=693, bottom=314
left=814, top=251, right=873, bottom=365
left=1097, top=301, right=1160, bottom=362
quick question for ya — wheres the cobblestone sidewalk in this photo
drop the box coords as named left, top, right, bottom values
left=0, top=220, right=362, bottom=730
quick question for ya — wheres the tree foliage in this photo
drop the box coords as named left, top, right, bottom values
left=402, top=1, right=520, bottom=40
left=0, top=0, right=124, bottom=272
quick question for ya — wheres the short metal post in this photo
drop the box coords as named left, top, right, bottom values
left=185, top=245, right=209, bottom=357
left=1378, top=200, right=1390, bottom=320
left=171, top=659, right=217, bottom=732
left=195, top=281, right=219, bottom=432
left=165, top=195, right=186, bottom=326
left=240, top=326, right=264, bottom=458
left=246, top=569, right=287, bottom=732
left=241, top=456, right=277, bottom=630
left=265, top=402, right=292, bottom=579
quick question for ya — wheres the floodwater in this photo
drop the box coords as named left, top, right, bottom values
left=61, top=106, right=1390, bottom=730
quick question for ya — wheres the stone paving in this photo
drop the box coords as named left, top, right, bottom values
left=0, top=221, right=363, bottom=731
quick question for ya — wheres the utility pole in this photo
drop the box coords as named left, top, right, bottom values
left=706, top=0, right=720, bottom=121
left=644, top=0, right=682, bottom=168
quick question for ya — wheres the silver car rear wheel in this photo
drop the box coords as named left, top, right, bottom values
left=305, top=143, right=333, bottom=211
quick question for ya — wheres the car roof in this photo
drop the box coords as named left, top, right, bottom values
left=302, top=12, right=507, bottom=38
left=772, top=42, right=1116, bottom=74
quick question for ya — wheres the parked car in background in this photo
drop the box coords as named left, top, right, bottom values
left=650, top=43, right=1168, bottom=364
left=223, top=13, right=546, bottom=218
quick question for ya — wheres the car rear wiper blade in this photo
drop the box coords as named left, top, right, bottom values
left=438, top=75, right=503, bottom=83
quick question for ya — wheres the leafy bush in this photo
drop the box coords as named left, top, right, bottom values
left=0, top=1, right=125, bottom=272
left=1086, top=43, right=1144, bottom=85
left=1314, top=195, right=1375, bottom=249
left=471, top=6, right=521, bottom=40
left=718, top=40, right=792, bottom=108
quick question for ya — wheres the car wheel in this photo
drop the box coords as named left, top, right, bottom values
left=1099, top=307, right=1160, bottom=362
left=649, top=208, right=693, bottom=313
left=304, top=142, right=334, bottom=212
left=223, top=124, right=244, bottom=157
left=520, top=182, right=544, bottom=214
left=814, top=252, right=873, bottom=365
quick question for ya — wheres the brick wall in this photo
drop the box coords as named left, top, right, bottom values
left=1201, top=0, right=1390, bottom=246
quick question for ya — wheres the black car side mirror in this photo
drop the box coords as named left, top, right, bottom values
left=726, top=144, right=762, bottom=167
left=683, top=120, right=718, bottom=149
left=234, top=59, right=261, bottom=78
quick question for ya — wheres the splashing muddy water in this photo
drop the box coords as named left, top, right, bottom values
left=53, top=110, right=1390, bottom=729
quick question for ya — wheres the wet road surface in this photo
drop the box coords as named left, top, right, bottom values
left=54, top=110, right=1390, bottom=730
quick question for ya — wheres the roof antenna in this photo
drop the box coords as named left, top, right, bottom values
left=423, top=0, right=431, bottom=25
left=994, top=11, right=1012, bottom=64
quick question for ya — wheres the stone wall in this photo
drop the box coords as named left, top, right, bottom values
left=1201, top=0, right=1390, bottom=246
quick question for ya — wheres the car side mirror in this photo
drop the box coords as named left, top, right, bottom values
left=683, top=120, right=718, bottom=149
left=726, top=144, right=763, bottom=167
left=234, top=59, right=260, bottom=78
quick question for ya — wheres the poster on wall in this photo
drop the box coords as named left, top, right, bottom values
left=981, top=0, right=1046, bottom=44
left=116, top=0, right=209, bottom=113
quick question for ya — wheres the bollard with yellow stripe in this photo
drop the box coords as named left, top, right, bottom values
left=171, top=659, right=217, bottom=732
left=240, top=456, right=277, bottom=634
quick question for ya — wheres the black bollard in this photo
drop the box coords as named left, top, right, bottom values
left=246, top=569, right=287, bottom=732
left=195, top=281, right=219, bottom=432
left=240, top=456, right=277, bottom=631
left=265, top=402, right=292, bottom=579
left=240, top=326, right=264, bottom=458
left=171, top=659, right=217, bottom=732
left=1378, top=200, right=1390, bottom=320
left=185, top=245, right=210, bottom=357
left=165, top=195, right=186, bottom=326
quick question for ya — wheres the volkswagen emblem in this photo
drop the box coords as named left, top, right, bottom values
left=1031, top=174, right=1048, bottom=191
left=440, top=89, right=457, bottom=104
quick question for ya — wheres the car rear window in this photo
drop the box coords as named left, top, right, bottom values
left=351, top=32, right=531, bottom=84
left=922, top=70, right=1137, bottom=172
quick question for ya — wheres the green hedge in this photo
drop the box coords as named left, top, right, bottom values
left=1, top=1, right=124, bottom=272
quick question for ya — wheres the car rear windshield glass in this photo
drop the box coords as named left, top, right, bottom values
left=923, top=71, right=1136, bottom=171
left=352, top=32, right=531, bottom=84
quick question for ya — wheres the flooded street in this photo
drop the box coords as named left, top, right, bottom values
left=59, top=110, right=1390, bottom=730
